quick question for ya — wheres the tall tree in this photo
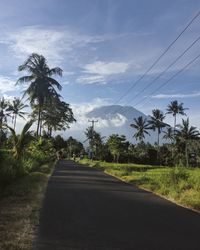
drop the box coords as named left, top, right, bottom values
left=0, top=97, right=9, bottom=127
left=107, top=134, right=129, bottom=163
left=0, top=98, right=10, bottom=147
left=176, top=118, right=200, bottom=166
left=92, top=131, right=105, bottom=160
left=42, top=97, right=75, bottom=136
left=163, top=127, right=174, bottom=143
left=148, top=109, right=168, bottom=151
left=130, top=116, right=150, bottom=143
left=166, top=100, right=187, bottom=135
left=7, top=98, right=28, bottom=131
left=163, top=126, right=175, bottom=161
left=16, top=53, right=63, bottom=136
left=85, top=126, right=95, bottom=159
left=66, top=136, right=84, bottom=157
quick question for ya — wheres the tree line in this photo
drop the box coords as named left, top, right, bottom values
left=0, top=53, right=76, bottom=186
left=1, top=53, right=200, bottom=188
left=85, top=101, right=200, bottom=166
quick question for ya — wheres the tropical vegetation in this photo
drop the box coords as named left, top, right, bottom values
left=1, top=52, right=200, bottom=249
left=0, top=53, right=76, bottom=188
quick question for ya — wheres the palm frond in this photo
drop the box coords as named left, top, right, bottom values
left=48, top=67, right=63, bottom=77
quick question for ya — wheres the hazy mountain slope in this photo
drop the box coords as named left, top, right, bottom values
left=87, top=105, right=146, bottom=120
left=86, top=105, right=157, bottom=144
left=64, top=105, right=163, bottom=144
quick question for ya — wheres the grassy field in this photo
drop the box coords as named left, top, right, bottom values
left=0, top=162, right=55, bottom=250
left=79, top=159, right=200, bottom=212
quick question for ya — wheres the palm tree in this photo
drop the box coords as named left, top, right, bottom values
left=176, top=118, right=200, bottom=166
left=85, top=126, right=95, bottom=159
left=92, top=131, right=106, bottom=160
left=166, top=100, right=187, bottom=135
left=16, top=53, right=63, bottom=136
left=0, top=98, right=10, bottom=147
left=0, top=97, right=9, bottom=127
left=148, top=109, right=169, bottom=152
left=5, top=120, right=33, bottom=159
left=163, top=127, right=174, bottom=143
left=130, top=116, right=150, bottom=143
left=7, top=98, right=28, bottom=131
left=163, top=126, right=175, bottom=161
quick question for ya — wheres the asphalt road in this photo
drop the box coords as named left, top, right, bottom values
left=35, top=160, right=200, bottom=250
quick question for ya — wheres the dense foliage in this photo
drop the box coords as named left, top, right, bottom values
left=0, top=53, right=77, bottom=187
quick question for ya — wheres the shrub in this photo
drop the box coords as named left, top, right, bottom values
left=0, top=151, right=17, bottom=186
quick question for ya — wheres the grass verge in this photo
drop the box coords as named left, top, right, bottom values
left=0, top=162, right=55, bottom=250
left=79, top=159, right=200, bottom=212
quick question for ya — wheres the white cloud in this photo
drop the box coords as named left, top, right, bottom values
left=70, top=98, right=127, bottom=131
left=72, top=98, right=110, bottom=117
left=2, top=94, right=16, bottom=100
left=62, top=81, right=70, bottom=85
left=0, top=26, right=111, bottom=64
left=76, top=75, right=106, bottom=85
left=110, top=113, right=127, bottom=127
left=0, top=76, right=18, bottom=93
left=2, top=27, right=64, bottom=62
left=152, top=92, right=200, bottom=99
left=189, top=113, right=200, bottom=129
left=62, top=71, right=75, bottom=76
left=84, top=61, right=129, bottom=76
left=77, top=61, right=130, bottom=85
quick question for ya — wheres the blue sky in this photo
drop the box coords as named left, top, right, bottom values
left=0, top=0, right=200, bottom=132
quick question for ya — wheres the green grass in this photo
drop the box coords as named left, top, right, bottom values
left=0, top=162, right=55, bottom=250
left=79, top=159, right=200, bottom=212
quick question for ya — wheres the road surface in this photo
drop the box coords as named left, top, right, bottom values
left=35, top=160, right=200, bottom=250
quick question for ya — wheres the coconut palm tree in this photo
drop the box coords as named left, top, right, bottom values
left=7, top=98, right=28, bottom=131
left=16, top=53, right=63, bottom=136
left=148, top=109, right=169, bottom=151
left=163, top=126, right=174, bottom=143
left=166, top=100, right=187, bottom=135
left=0, top=97, right=9, bottom=127
left=176, top=118, right=200, bottom=166
left=0, top=98, right=10, bottom=147
left=163, top=126, right=175, bottom=161
left=130, top=116, right=150, bottom=143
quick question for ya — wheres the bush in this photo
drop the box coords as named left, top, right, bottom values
left=157, top=167, right=189, bottom=196
left=0, top=151, right=17, bottom=186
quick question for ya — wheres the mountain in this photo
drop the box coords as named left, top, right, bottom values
left=87, top=105, right=146, bottom=121
left=64, top=105, right=162, bottom=144
left=85, top=105, right=157, bottom=144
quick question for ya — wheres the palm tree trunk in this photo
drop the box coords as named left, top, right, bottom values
left=39, top=119, right=42, bottom=136
left=174, top=115, right=176, bottom=136
left=14, top=114, right=17, bottom=131
left=185, top=142, right=189, bottom=167
left=50, top=127, right=52, bottom=137
left=36, top=106, right=41, bottom=137
left=157, top=129, right=160, bottom=161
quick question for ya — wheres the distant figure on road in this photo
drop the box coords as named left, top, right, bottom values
left=73, top=153, right=76, bottom=161
left=57, top=150, right=63, bottom=160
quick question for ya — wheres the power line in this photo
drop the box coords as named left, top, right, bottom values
left=111, top=10, right=200, bottom=106
left=112, top=35, right=200, bottom=118
left=126, top=35, right=200, bottom=106
left=134, top=53, right=200, bottom=108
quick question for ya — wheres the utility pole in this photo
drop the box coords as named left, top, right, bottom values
left=88, top=120, right=98, bottom=160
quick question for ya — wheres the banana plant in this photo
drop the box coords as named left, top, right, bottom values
left=5, top=120, right=33, bottom=159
